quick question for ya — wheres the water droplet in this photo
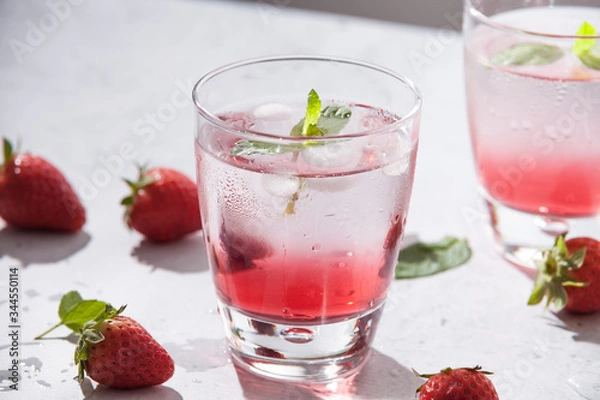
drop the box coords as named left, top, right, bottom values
left=346, top=251, right=354, bottom=257
left=312, top=244, right=321, bottom=253
left=568, top=373, right=600, bottom=399
left=281, top=327, right=315, bottom=344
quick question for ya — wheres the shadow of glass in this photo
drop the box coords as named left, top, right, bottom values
left=81, top=380, right=182, bottom=400
left=131, top=234, right=209, bottom=274
left=162, top=338, right=230, bottom=373
left=0, top=227, right=90, bottom=266
left=233, top=349, right=419, bottom=399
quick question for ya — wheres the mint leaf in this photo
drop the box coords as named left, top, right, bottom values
left=35, top=293, right=112, bottom=339
left=490, top=43, right=563, bottom=66
left=231, top=89, right=352, bottom=157
left=574, top=21, right=600, bottom=70
left=231, top=140, right=306, bottom=156
left=395, top=237, right=472, bottom=279
left=303, top=89, right=322, bottom=136
left=58, top=290, right=83, bottom=320
left=318, top=105, right=352, bottom=136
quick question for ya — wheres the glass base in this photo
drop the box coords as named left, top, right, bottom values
left=484, top=197, right=600, bottom=269
left=217, top=299, right=383, bottom=382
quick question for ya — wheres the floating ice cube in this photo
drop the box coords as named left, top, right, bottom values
left=383, top=156, right=411, bottom=176
left=381, top=130, right=414, bottom=176
left=261, top=174, right=301, bottom=197
left=301, top=142, right=357, bottom=168
left=218, top=112, right=255, bottom=129
left=253, top=103, right=295, bottom=120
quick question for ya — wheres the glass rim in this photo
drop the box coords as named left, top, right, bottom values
left=192, top=55, right=422, bottom=141
left=465, top=0, right=600, bottom=39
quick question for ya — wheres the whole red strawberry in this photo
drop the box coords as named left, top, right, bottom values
left=415, top=366, right=499, bottom=400
left=0, top=138, right=85, bottom=231
left=75, top=306, right=175, bottom=389
left=122, top=166, right=201, bottom=242
left=528, top=235, right=600, bottom=313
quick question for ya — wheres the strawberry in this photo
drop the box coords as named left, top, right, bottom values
left=74, top=305, right=175, bottom=389
left=415, top=366, right=499, bottom=400
left=0, top=138, right=85, bottom=232
left=122, top=166, right=201, bottom=242
left=528, top=235, right=600, bottom=313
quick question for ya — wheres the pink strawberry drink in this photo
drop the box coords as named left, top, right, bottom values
left=193, top=56, right=421, bottom=382
left=465, top=7, right=600, bottom=217
left=196, top=102, right=416, bottom=323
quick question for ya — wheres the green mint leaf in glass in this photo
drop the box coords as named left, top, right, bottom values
left=231, top=140, right=305, bottom=156
left=318, top=105, right=352, bottom=136
left=395, top=237, right=472, bottom=279
left=35, top=292, right=112, bottom=339
left=574, top=21, right=600, bottom=70
left=490, top=43, right=563, bottom=67
left=302, top=89, right=322, bottom=136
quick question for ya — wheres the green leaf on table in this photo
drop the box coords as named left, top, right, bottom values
left=490, top=43, right=563, bottom=66
left=35, top=292, right=112, bottom=339
left=574, top=21, right=600, bottom=70
left=395, top=236, right=472, bottom=279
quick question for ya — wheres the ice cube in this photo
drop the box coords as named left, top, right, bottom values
left=253, top=103, right=294, bottom=120
left=301, top=142, right=357, bottom=168
left=218, top=112, right=255, bottom=129
left=383, top=156, right=411, bottom=176
left=261, top=174, right=301, bottom=197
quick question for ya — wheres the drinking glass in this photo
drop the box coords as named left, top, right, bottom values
left=464, top=0, right=600, bottom=267
left=192, top=56, right=421, bottom=381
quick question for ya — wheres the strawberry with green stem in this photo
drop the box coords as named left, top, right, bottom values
left=414, top=366, right=499, bottom=400
left=0, top=138, right=85, bottom=232
left=36, top=291, right=175, bottom=389
left=528, top=235, right=600, bottom=313
left=122, top=165, right=201, bottom=242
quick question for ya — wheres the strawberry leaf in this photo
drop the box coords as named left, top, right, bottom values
left=395, top=237, right=472, bottom=279
left=35, top=292, right=112, bottom=339
left=62, top=301, right=113, bottom=332
left=3, top=138, right=13, bottom=165
left=59, top=291, right=83, bottom=321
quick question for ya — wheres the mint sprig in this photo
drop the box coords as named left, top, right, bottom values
left=574, top=21, right=600, bottom=70
left=230, top=90, right=352, bottom=157
left=395, top=237, right=472, bottom=279
left=490, top=43, right=563, bottom=67
left=35, top=291, right=113, bottom=339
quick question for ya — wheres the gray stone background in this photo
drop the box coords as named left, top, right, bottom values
left=237, top=0, right=465, bottom=28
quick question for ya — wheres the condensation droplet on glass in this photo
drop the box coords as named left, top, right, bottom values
left=346, top=251, right=354, bottom=257
left=312, top=244, right=321, bottom=253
